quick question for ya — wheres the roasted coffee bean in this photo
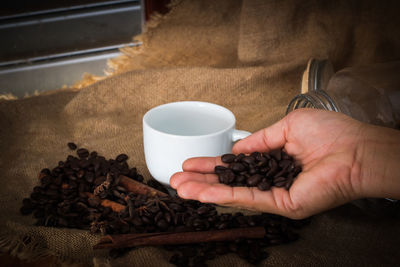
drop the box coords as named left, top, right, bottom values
left=141, top=216, right=153, bottom=225
left=214, top=165, right=228, bottom=174
left=67, top=142, right=77, bottom=150
left=270, top=149, right=282, bottom=161
left=79, top=159, right=91, bottom=169
left=273, top=176, right=287, bottom=187
left=242, top=156, right=255, bottom=165
left=257, top=179, right=271, bottom=191
left=234, top=153, right=245, bottom=162
left=285, top=178, right=294, bottom=190
left=279, top=159, right=292, bottom=170
left=87, top=197, right=101, bottom=207
left=221, top=154, right=236, bottom=163
left=116, top=154, right=128, bottom=162
left=218, top=170, right=235, bottom=184
left=40, top=168, right=51, bottom=176
left=247, top=174, right=262, bottom=186
left=169, top=253, right=181, bottom=265
left=248, top=167, right=258, bottom=175
left=156, top=219, right=169, bottom=230
left=235, top=175, right=246, bottom=183
left=20, top=205, right=34, bottom=215
left=154, top=211, right=164, bottom=222
left=77, top=148, right=89, bottom=158
left=230, top=162, right=246, bottom=173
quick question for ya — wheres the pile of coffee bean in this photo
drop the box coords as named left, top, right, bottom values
left=20, top=143, right=309, bottom=266
left=215, top=150, right=301, bottom=191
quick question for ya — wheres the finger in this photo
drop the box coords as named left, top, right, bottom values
left=182, top=157, right=226, bottom=173
left=233, top=117, right=288, bottom=154
left=170, top=171, right=219, bottom=189
left=175, top=180, right=291, bottom=216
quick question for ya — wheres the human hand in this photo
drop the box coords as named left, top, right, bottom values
left=171, top=109, right=400, bottom=219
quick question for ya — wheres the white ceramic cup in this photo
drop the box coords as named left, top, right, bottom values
left=143, top=101, right=251, bottom=186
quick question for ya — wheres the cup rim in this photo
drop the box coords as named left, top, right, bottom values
left=143, top=101, right=236, bottom=138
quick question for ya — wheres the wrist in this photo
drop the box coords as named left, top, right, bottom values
left=357, top=124, right=400, bottom=200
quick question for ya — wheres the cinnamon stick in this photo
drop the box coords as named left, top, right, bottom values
left=85, top=192, right=126, bottom=213
left=93, top=227, right=266, bottom=249
left=118, top=175, right=168, bottom=197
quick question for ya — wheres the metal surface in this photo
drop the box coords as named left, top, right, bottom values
left=1, top=0, right=142, bottom=62
left=0, top=0, right=143, bottom=97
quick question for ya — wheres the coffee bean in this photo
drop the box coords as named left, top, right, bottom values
left=214, top=165, right=228, bottom=174
left=67, top=142, right=77, bottom=150
left=270, top=149, right=282, bottom=161
left=221, top=154, right=236, bottom=163
left=156, top=219, right=169, bottom=230
left=218, top=170, right=235, bottom=184
left=20, top=205, right=34, bottom=215
left=273, top=176, right=287, bottom=187
left=257, top=179, right=271, bottom=191
left=242, top=156, right=255, bottom=165
left=230, top=162, right=246, bottom=173
left=116, top=154, right=128, bottom=162
left=88, top=197, right=101, bottom=207
left=77, top=148, right=89, bottom=158
left=235, top=175, right=246, bottom=183
left=247, top=174, right=262, bottom=186
left=248, top=167, right=257, bottom=174
left=285, top=178, right=294, bottom=190
left=273, top=168, right=286, bottom=178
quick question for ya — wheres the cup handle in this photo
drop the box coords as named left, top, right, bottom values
left=232, top=129, right=251, bottom=142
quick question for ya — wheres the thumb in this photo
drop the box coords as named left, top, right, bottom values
left=233, top=117, right=288, bottom=154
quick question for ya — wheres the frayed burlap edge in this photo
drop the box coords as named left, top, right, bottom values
left=0, top=233, right=57, bottom=262
left=0, top=232, right=111, bottom=267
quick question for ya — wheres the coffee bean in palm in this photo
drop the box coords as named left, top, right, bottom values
left=273, top=176, right=286, bottom=187
left=285, top=178, right=294, bottom=190
left=221, top=153, right=236, bottom=163
left=257, top=179, right=271, bottom=191
left=229, top=162, right=246, bottom=173
left=234, top=153, right=245, bottom=162
left=218, top=170, right=235, bottom=184
left=214, top=165, right=228, bottom=174
left=242, top=156, right=255, bottom=165
left=236, top=174, right=246, bottom=183
left=247, top=174, right=262, bottom=186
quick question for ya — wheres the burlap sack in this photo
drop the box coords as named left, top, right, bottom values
left=1, top=0, right=400, bottom=266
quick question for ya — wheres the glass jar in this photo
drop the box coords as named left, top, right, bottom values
left=286, top=59, right=400, bottom=217
left=286, top=59, right=400, bottom=129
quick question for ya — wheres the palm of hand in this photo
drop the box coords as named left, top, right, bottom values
left=170, top=109, right=364, bottom=219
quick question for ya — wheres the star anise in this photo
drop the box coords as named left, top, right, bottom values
left=90, top=221, right=108, bottom=235
left=94, top=173, right=113, bottom=198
